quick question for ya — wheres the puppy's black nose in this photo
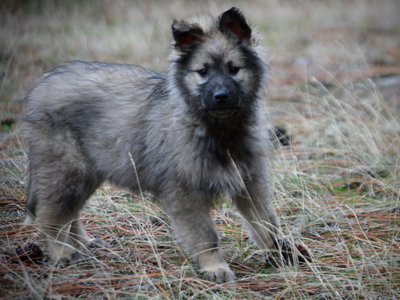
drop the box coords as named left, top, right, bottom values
left=214, top=91, right=228, bottom=103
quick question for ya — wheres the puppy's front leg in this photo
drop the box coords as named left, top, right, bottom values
left=235, top=175, right=311, bottom=266
left=234, top=176, right=280, bottom=251
left=160, top=188, right=235, bottom=283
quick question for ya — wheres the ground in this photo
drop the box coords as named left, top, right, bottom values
left=0, top=0, right=399, bottom=299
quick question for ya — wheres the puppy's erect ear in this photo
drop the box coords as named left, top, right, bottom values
left=172, top=20, right=204, bottom=51
left=218, top=7, right=252, bottom=43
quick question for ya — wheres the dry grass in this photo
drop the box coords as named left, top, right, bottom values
left=1, top=0, right=400, bottom=299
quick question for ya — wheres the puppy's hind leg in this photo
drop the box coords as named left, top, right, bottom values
left=32, top=165, right=101, bottom=264
left=70, top=219, right=110, bottom=249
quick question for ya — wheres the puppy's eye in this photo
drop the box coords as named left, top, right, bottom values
left=197, top=68, right=208, bottom=77
left=229, top=66, right=240, bottom=75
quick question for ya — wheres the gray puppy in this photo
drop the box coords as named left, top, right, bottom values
left=24, top=7, right=284, bottom=282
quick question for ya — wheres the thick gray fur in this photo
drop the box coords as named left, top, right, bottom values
left=24, top=7, right=282, bottom=283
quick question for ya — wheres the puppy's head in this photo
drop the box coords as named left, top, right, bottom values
left=170, top=8, right=267, bottom=121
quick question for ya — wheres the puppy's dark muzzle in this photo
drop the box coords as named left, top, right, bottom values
left=207, top=90, right=239, bottom=118
left=201, top=74, right=240, bottom=118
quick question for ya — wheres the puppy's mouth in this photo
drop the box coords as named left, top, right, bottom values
left=208, top=107, right=239, bottom=118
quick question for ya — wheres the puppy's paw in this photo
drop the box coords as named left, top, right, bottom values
left=267, top=239, right=312, bottom=267
left=47, top=240, right=86, bottom=267
left=87, top=238, right=111, bottom=248
left=53, top=250, right=83, bottom=267
left=200, top=263, right=236, bottom=283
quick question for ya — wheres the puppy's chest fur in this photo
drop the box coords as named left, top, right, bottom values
left=173, top=123, right=255, bottom=196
